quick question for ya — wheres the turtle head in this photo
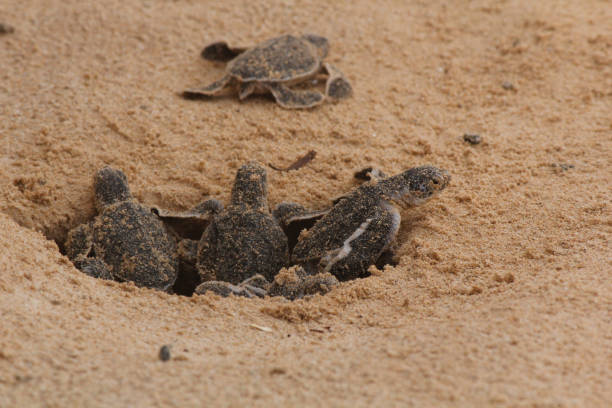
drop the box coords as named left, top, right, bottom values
left=94, top=166, right=132, bottom=211
left=381, top=166, right=450, bottom=208
left=302, top=34, right=329, bottom=59
left=230, top=162, right=268, bottom=210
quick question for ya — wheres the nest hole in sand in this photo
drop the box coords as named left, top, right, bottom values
left=51, top=209, right=397, bottom=298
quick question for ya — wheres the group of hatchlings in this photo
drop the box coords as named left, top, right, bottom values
left=65, top=34, right=452, bottom=300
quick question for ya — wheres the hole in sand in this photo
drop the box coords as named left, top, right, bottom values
left=41, top=199, right=396, bottom=299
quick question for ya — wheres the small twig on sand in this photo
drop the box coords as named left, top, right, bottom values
left=0, top=23, right=15, bottom=35
left=250, top=324, right=273, bottom=332
left=270, top=150, right=316, bottom=172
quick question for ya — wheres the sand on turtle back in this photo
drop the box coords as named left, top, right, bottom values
left=292, top=185, right=383, bottom=262
left=65, top=167, right=179, bottom=290
left=227, top=35, right=321, bottom=83
left=291, top=184, right=395, bottom=280
left=291, top=166, right=451, bottom=281
left=197, top=162, right=288, bottom=285
left=198, top=207, right=288, bottom=284
left=92, top=200, right=178, bottom=289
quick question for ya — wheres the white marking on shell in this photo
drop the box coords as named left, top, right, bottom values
left=322, top=218, right=373, bottom=272
left=380, top=200, right=401, bottom=250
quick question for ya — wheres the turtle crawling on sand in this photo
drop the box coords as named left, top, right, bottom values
left=279, top=166, right=451, bottom=281
left=183, top=34, right=352, bottom=109
left=65, top=167, right=179, bottom=290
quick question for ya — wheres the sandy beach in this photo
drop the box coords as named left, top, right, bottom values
left=1, top=0, right=610, bottom=406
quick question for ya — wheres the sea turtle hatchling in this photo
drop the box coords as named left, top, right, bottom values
left=195, top=162, right=289, bottom=286
left=183, top=34, right=352, bottom=109
left=65, top=166, right=179, bottom=290
left=280, top=166, right=451, bottom=281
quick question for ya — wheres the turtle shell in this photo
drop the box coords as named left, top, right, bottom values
left=292, top=187, right=380, bottom=261
left=291, top=184, right=395, bottom=280
left=92, top=200, right=178, bottom=290
left=227, top=35, right=321, bottom=82
left=197, top=207, right=288, bottom=284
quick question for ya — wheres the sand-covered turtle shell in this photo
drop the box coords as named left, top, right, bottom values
left=197, top=207, right=288, bottom=284
left=291, top=166, right=451, bottom=281
left=227, top=35, right=321, bottom=82
left=92, top=201, right=178, bottom=289
left=65, top=167, right=179, bottom=290
left=197, top=162, right=289, bottom=285
left=291, top=185, right=392, bottom=281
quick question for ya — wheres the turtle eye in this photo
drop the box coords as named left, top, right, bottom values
left=432, top=179, right=440, bottom=185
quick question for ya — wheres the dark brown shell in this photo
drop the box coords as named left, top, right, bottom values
left=227, top=35, right=320, bottom=82
left=92, top=201, right=178, bottom=290
left=197, top=208, right=288, bottom=285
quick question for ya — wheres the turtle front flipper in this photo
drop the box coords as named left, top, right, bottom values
left=354, top=167, right=388, bottom=182
left=201, top=41, right=247, bottom=62
left=183, top=75, right=233, bottom=98
left=65, top=223, right=113, bottom=280
left=65, top=222, right=94, bottom=262
left=323, top=62, right=352, bottom=100
left=239, top=274, right=270, bottom=297
left=76, top=258, right=113, bottom=280
left=273, top=202, right=330, bottom=252
left=262, top=82, right=325, bottom=109
left=268, top=266, right=339, bottom=300
left=375, top=248, right=399, bottom=270
left=273, top=202, right=329, bottom=229
left=238, top=82, right=256, bottom=100
left=152, top=198, right=223, bottom=240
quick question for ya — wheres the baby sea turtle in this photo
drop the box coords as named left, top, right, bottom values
left=196, top=162, right=288, bottom=285
left=65, top=166, right=178, bottom=290
left=283, top=166, right=451, bottom=281
left=183, top=34, right=352, bottom=109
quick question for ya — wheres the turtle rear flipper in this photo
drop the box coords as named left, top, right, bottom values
left=183, top=75, right=233, bottom=98
left=196, top=221, right=219, bottom=283
left=263, top=82, right=324, bottom=109
left=323, top=62, right=352, bottom=100
left=273, top=202, right=330, bottom=229
left=201, top=41, right=247, bottom=62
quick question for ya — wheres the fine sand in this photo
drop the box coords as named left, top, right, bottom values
left=1, top=0, right=610, bottom=406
